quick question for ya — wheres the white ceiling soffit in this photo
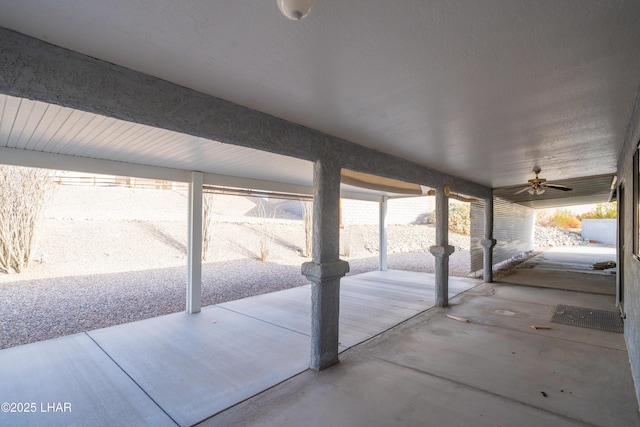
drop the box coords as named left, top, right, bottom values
left=0, top=94, right=420, bottom=201
left=493, top=174, right=615, bottom=209
left=0, top=94, right=313, bottom=186
left=0, top=1, right=639, bottom=191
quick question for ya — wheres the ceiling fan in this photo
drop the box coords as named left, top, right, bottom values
left=514, top=167, right=573, bottom=195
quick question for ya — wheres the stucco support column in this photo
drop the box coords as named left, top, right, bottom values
left=187, top=171, right=203, bottom=314
left=379, top=196, right=388, bottom=271
left=302, top=159, right=349, bottom=371
left=429, top=186, right=454, bottom=307
left=481, top=197, right=496, bottom=283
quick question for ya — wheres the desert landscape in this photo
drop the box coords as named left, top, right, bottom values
left=0, top=185, right=473, bottom=349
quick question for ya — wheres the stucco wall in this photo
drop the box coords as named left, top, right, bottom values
left=581, top=219, right=616, bottom=245
left=617, top=89, right=640, bottom=407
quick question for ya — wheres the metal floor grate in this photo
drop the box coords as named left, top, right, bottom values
left=551, top=304, right=623, bottom=333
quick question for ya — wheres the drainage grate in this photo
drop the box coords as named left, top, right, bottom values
left=551, top=304, right=623, bottom=333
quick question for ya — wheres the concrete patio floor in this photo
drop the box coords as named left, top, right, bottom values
left=0, top=269, right=479, bottom=426
left=205, top=247, right=639, bottom=427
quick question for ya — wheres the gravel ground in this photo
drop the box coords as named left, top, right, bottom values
left=0, top=251, right=473, bottom=350
left=0, top=186, right=474, bottom=349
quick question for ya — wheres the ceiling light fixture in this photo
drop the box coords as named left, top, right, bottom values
left=277, top=0, right=315, bottom=20
left=527, top=185, right=546, bottom=195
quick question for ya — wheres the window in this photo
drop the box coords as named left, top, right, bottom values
left=635, top=147, right=640, bottom=257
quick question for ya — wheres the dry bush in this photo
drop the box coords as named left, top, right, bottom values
left=256, top=200, right=275, bottom=262
left=535, top=209, right=553, bottom=226
left=202, top=193, right=218, bottom=261
left=545, top=209, right=581, bottom=230
left=302, top=200, right=313, bottom=257
left=428, top=203, right=471, bottom=235
left=448, top=203, right=470, bottom=236
left=0, top=166, right=56, bottom=274
left=580, top=202, right=617, bottom=219
left=340, top=228, right=353, bottom=257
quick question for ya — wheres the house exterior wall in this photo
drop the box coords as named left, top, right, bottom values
left=617, top=88, right=640, bottom=407
left=581, top=219, right=616, bottom=245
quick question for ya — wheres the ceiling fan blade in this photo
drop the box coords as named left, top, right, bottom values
left=513, top=186, right=531, bottom=195
left=545, top=184, right=572, bottom=191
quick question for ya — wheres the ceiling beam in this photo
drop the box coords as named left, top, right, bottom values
left=0, top=146, right=313, bottom=196
left=0, top=147, right=190, bottom=182
left=0, top=147, right=403, bottom=202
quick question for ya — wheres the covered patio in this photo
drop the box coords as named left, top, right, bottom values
left=208, top=246, right=638, bottom=427
left=1, top=248, right=635, bottom=426
left=1, top=1, right=640, bottom=424
left=0, top=270, right=479, bottom=426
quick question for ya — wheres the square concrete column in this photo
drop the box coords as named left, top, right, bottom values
left=429, top=186, right=454, bottom=307
left=481, top=197, right=496, bottom=283
left=187, top=171, right=203, bottom=314
left=302, top=159, right=349, bottom=371
left=379, top=196, right=388, bottom=271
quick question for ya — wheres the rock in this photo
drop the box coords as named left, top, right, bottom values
left=535, top=226, right=589, bottom=248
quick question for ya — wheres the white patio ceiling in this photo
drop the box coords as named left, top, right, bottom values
left=0, top=94, right=313, bottom=188
left=0, top=94, right=413, bottom=201
left=0, top=1, right=639, bottom=207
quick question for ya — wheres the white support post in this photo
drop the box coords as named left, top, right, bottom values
left=379, top=196, right=388, bottom=271
left=187, top=171, right=203, bottom=314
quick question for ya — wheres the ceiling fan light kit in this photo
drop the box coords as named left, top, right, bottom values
left=527, top=186, right=545, bottom=195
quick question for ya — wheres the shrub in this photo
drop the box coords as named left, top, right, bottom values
left=424, top=210, right=436, bottom=224
left=535, top=209, right=553, bottom=226
left=580, top=202, right=617, bottom=219
left=448, top=203, right=470, bottom=236
left=340, top=228, right=353, bottom=257
left=0, top=166, right=56, bottom=273
left=302, top=201, right=313, bottom=257
left=545, top=209, right=581, bottom=230
left=428, top=203, right=471, bottom=235
left=202, top=193, right=219, bottom=261
left=256, top=200, right=275, bottom=262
